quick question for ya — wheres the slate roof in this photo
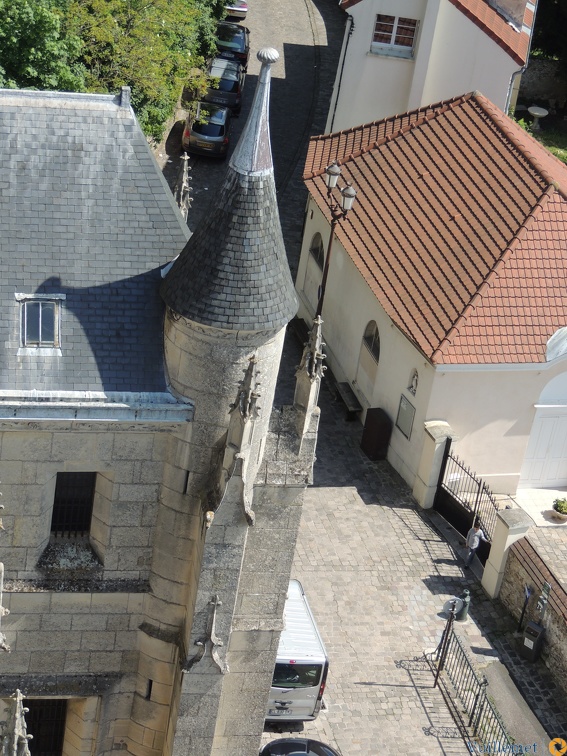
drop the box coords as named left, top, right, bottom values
left=304, top=92, right=567, bottom=365
left=161, top=49, right=297, bottom=331
left=340, top=0, right=533, bottom=66
left=0, top=89, right=189, bottom=393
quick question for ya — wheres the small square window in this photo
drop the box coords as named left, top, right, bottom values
left=16, top=293, right=64, bottom=350
left=372, top=15, right=418, bottom=58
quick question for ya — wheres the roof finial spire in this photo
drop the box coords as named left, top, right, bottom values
left=229, top=47, right=279, bottom=176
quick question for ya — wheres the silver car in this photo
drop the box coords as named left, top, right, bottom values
left=181, top=102, right=231, bottom=158
left=204, top=57, right=245, bottom=115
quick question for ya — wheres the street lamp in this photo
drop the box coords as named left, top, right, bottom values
left=315, top=162, right=357, bottom=318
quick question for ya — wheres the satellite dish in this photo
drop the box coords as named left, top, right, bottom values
left=443, top=597, right=463, bottom=616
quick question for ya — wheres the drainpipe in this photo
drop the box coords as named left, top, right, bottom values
left=328, top=13, right=354, bottom=133
left=505, top=0, right=539, bottom=115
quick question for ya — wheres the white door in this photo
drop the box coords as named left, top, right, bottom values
left=519, top=408, right=567, bottom=488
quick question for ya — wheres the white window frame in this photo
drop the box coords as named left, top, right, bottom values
left=16, top=292, right=65, bottom=355
left=371, top=14, right=419, bottom=59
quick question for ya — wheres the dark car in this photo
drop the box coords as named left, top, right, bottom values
left=259, top=739, right=341, bottom=756
left=181, top=102, right=231, bottom=158
left=225, top=0, right=248, bottom=19
left=216, top=21, right=250, bottom=67
left=204, top=57, right=245, bottom=115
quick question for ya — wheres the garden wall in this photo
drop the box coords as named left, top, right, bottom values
left=499, top=537, right=567, bottom=697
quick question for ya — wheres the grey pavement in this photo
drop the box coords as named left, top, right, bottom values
left=265, top=333, right=567, bottom=755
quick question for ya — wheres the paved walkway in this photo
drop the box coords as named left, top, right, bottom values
left=265, top=334, right=567, bottom=755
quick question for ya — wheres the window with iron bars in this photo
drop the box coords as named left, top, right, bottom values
left=26, top=698, right=67, bottom=756
left=51, top=472, right=96, bottom=538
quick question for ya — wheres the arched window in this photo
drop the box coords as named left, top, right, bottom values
left=363, top=321, right=380, bottom=362
left=309, top=233, right=324, bottom=270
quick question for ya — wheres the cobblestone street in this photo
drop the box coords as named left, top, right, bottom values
left=263, top=335, right=567, bottom=755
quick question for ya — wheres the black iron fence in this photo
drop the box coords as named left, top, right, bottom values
left=433, top=609, right=512, bottom=749
left=435, top=439, right=499, bottom=546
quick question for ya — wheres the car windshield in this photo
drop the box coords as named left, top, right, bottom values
left=271, top=663, right=322, bottom=688
left=217, top=25, right=244, bottom=48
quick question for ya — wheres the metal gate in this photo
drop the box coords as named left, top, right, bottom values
left=434, top=438, right=499, bottom=563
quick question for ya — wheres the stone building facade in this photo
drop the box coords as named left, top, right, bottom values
left=0, top=50, right=319, bottom=756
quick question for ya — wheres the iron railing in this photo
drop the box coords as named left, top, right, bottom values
left=434, top=616, right=512, bottom=749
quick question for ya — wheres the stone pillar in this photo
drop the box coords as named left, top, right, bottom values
left=412, top=421, right=454, bottom=509
left=482, top=508, right=534, bottom=599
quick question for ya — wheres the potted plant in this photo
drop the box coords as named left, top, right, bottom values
left=552, top=497, right=567, bottom=522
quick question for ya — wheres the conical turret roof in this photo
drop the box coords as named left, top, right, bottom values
left=161, top=48, right=297, bottom=331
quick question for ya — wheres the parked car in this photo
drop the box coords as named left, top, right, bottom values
left=225, top=0, right=247, bottom=19
left=204, top=57, right=245, bottom=115
left=181, top=102, right=231, bottom=158
left=260, top=739, right=341, bottom=756
left=216, top=21, right=250, bottom=67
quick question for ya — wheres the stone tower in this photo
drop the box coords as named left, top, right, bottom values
left=123, top=48, right=321, bottom=756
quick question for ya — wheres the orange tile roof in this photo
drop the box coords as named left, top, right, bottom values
left=304, top=92, right=567, bottom=365
left=340, top=0, right=532, bottom=65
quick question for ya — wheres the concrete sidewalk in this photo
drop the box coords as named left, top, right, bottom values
left=265, top=332, right=567, bottom=755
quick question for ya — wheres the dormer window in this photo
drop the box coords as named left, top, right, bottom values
left=16, top=293, right=65, bottom=353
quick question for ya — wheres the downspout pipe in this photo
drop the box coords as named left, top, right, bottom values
left=505, top=0, right=539, bottom=115
left=328, top=13, right=354, bottom=133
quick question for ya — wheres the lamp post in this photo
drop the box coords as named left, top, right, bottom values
left=315, top=161, right=357, bottom=318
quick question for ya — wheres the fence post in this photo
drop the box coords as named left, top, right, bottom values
left=469, top=677, right=488, bottom=734
left=413, top=421, right=455, bottom=509
left=434, top=603, right=456, bottom=688
left=482, top=509, right=533, bottom=599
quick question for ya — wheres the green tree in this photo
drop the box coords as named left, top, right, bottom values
left=532, top=0, right=567, bottom=73
left=67, top=0, right=225, bottom=139
left=0, top=0, right=85, bottom=90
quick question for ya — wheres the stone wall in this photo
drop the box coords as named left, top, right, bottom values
left=0, top=590, right=144, bottom=752
left=499, top=537, right=567, bottom=696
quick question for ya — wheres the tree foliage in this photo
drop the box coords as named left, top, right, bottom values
left=532, top=0, right=567, bottom=73
left=0, top=0, right=85, bottom=90
left=0, top=0, right=226, bottom=139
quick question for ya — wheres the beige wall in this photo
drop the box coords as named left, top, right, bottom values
left=327, top=0, right=517, bottom=133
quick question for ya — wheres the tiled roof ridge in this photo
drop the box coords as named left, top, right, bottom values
left=431, top=185, right=555, bottom=362
left=304, top=94, right=472, bottom=179
left=473, top=93, right=567, bottom=198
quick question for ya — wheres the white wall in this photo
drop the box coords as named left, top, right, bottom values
left=297, top=198, right=567, bottom=497
left=328, top=0, right=517, bottom=133
left=296, top=201, right=436, bottom=487
left=414, top=0, right=517, bottom=112
left=328, top=0, right=426, bottom=132
left=427, top=358, right=567, bottom=493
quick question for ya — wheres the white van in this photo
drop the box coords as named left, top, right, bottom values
left=266, top=579, right=329, bottom=722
